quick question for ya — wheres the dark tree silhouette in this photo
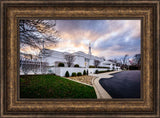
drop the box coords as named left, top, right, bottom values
left=121, top=54, right=129, bottom=70
left=94, top=60, right=100, bottom=68
left=19, top=20, right=61, bottom=50
left=109, top=54, right=129, bottom=70
left=129, top=54, right=141, bottom=69
left=64, top=54, right=75, bottom=67
left=123, top=54, right=128, bottom=65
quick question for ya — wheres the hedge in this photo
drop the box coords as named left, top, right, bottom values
left=83, top=70, right=87, bottom=75
left=95, top=70, right=99, bottom=74
left=86, top=70, right=88, bottom=75
left=77, top=72, right=82, bottom=76
left=89, top=65, right=95, bottom=68
left=65, top=71, right=70, bottom=77
left=58, top=63, right=65, bottom=67
left=74, top=64, right=80, bottom=67
left=71, top=72, right=77, bottom=77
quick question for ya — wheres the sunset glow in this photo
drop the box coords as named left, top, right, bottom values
left=20, top=20, right=141, bottom=60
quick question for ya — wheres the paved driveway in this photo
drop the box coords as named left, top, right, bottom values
left=99, top=70, right=140, bottom=98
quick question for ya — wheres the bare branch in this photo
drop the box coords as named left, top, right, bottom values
left=19, top=20, right=60, bottom=50
left=64, top=54, right=75, bottom=67
left=94, top=60, right=100, bottom=68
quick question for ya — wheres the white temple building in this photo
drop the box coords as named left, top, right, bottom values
left=43, top=50, right=105, bottom=67
left=20, top=43, right=120, bottom=76
left=43, top=43, right=118, bottom=70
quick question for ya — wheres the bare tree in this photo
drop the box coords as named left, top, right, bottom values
left=109, top=55, right=129, bottom=70
left=134, top=54, right=141, bottom=66
left=94, top=60, right=100, bottom=68
left=64, top=54, right=75, bottom=67
left=120, top=54, right=129, bottom=70
left=20, top=20, right=60, bottom=50
left=20, top=20, right=61, bottom=74
left=123, top=54, right=128, bottom=65
left=39, top=48, right=54, bottom=58
left=130, top=54, right=141, bottom=69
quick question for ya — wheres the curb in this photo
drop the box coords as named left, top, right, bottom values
left=91, top=71, right=123, bottom=99
left=92, top=77, right=112, bottom=99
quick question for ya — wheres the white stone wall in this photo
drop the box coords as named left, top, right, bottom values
left=20, top=67, right=121, bottom=76
left=52, top=67, right=110, bottom=77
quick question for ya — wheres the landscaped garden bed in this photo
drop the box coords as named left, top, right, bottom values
left=20, top=74, right=97, bottom=98
left=68, top=75, right=96, bottom=85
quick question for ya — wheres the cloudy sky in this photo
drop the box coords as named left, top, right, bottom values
left=48, top=20, right=141, bottom=60
left=21, top=20, right=141, bottom=60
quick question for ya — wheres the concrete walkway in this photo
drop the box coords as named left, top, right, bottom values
left=91, top=71, right=122, bottom=99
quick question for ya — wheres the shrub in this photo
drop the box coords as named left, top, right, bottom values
left=95, top=70, right=99, bottom=74
left=98, top=67, right=110, bottom=69
left=58, top=63, right=64, bottom=67
left=129, top=66, right=139, bottom=70
left=83, top=70, right=86, bottom=75
left=65, top=71, right=70, bottom=77
left=77, top=72, right=82, bottom=76
left=72, top=72, right=77, bottom=77
left=86, top=70, right=88, bottom=75
left=89, top=65, right=95, bottom=68
left=74, top=64, right=79, bottom=67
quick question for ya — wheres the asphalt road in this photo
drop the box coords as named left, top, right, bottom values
left=99, top=70, right=140, bottom=98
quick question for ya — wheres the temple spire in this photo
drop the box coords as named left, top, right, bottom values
left=88, top=42, right=92, bottom=56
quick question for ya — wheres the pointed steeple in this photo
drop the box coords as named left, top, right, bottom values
left=88, top=42, right=92, bottom=56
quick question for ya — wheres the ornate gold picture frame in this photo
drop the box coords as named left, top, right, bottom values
left=0, top=0, right=159, bottom=117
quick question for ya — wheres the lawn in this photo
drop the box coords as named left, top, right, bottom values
left=20, top=74, right=97, bottom=98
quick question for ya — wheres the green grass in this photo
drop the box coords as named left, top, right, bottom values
left=20, top=74, right=97, bottom=99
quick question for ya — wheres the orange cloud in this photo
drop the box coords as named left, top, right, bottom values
left=21, top=20, right=141, bottom=59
